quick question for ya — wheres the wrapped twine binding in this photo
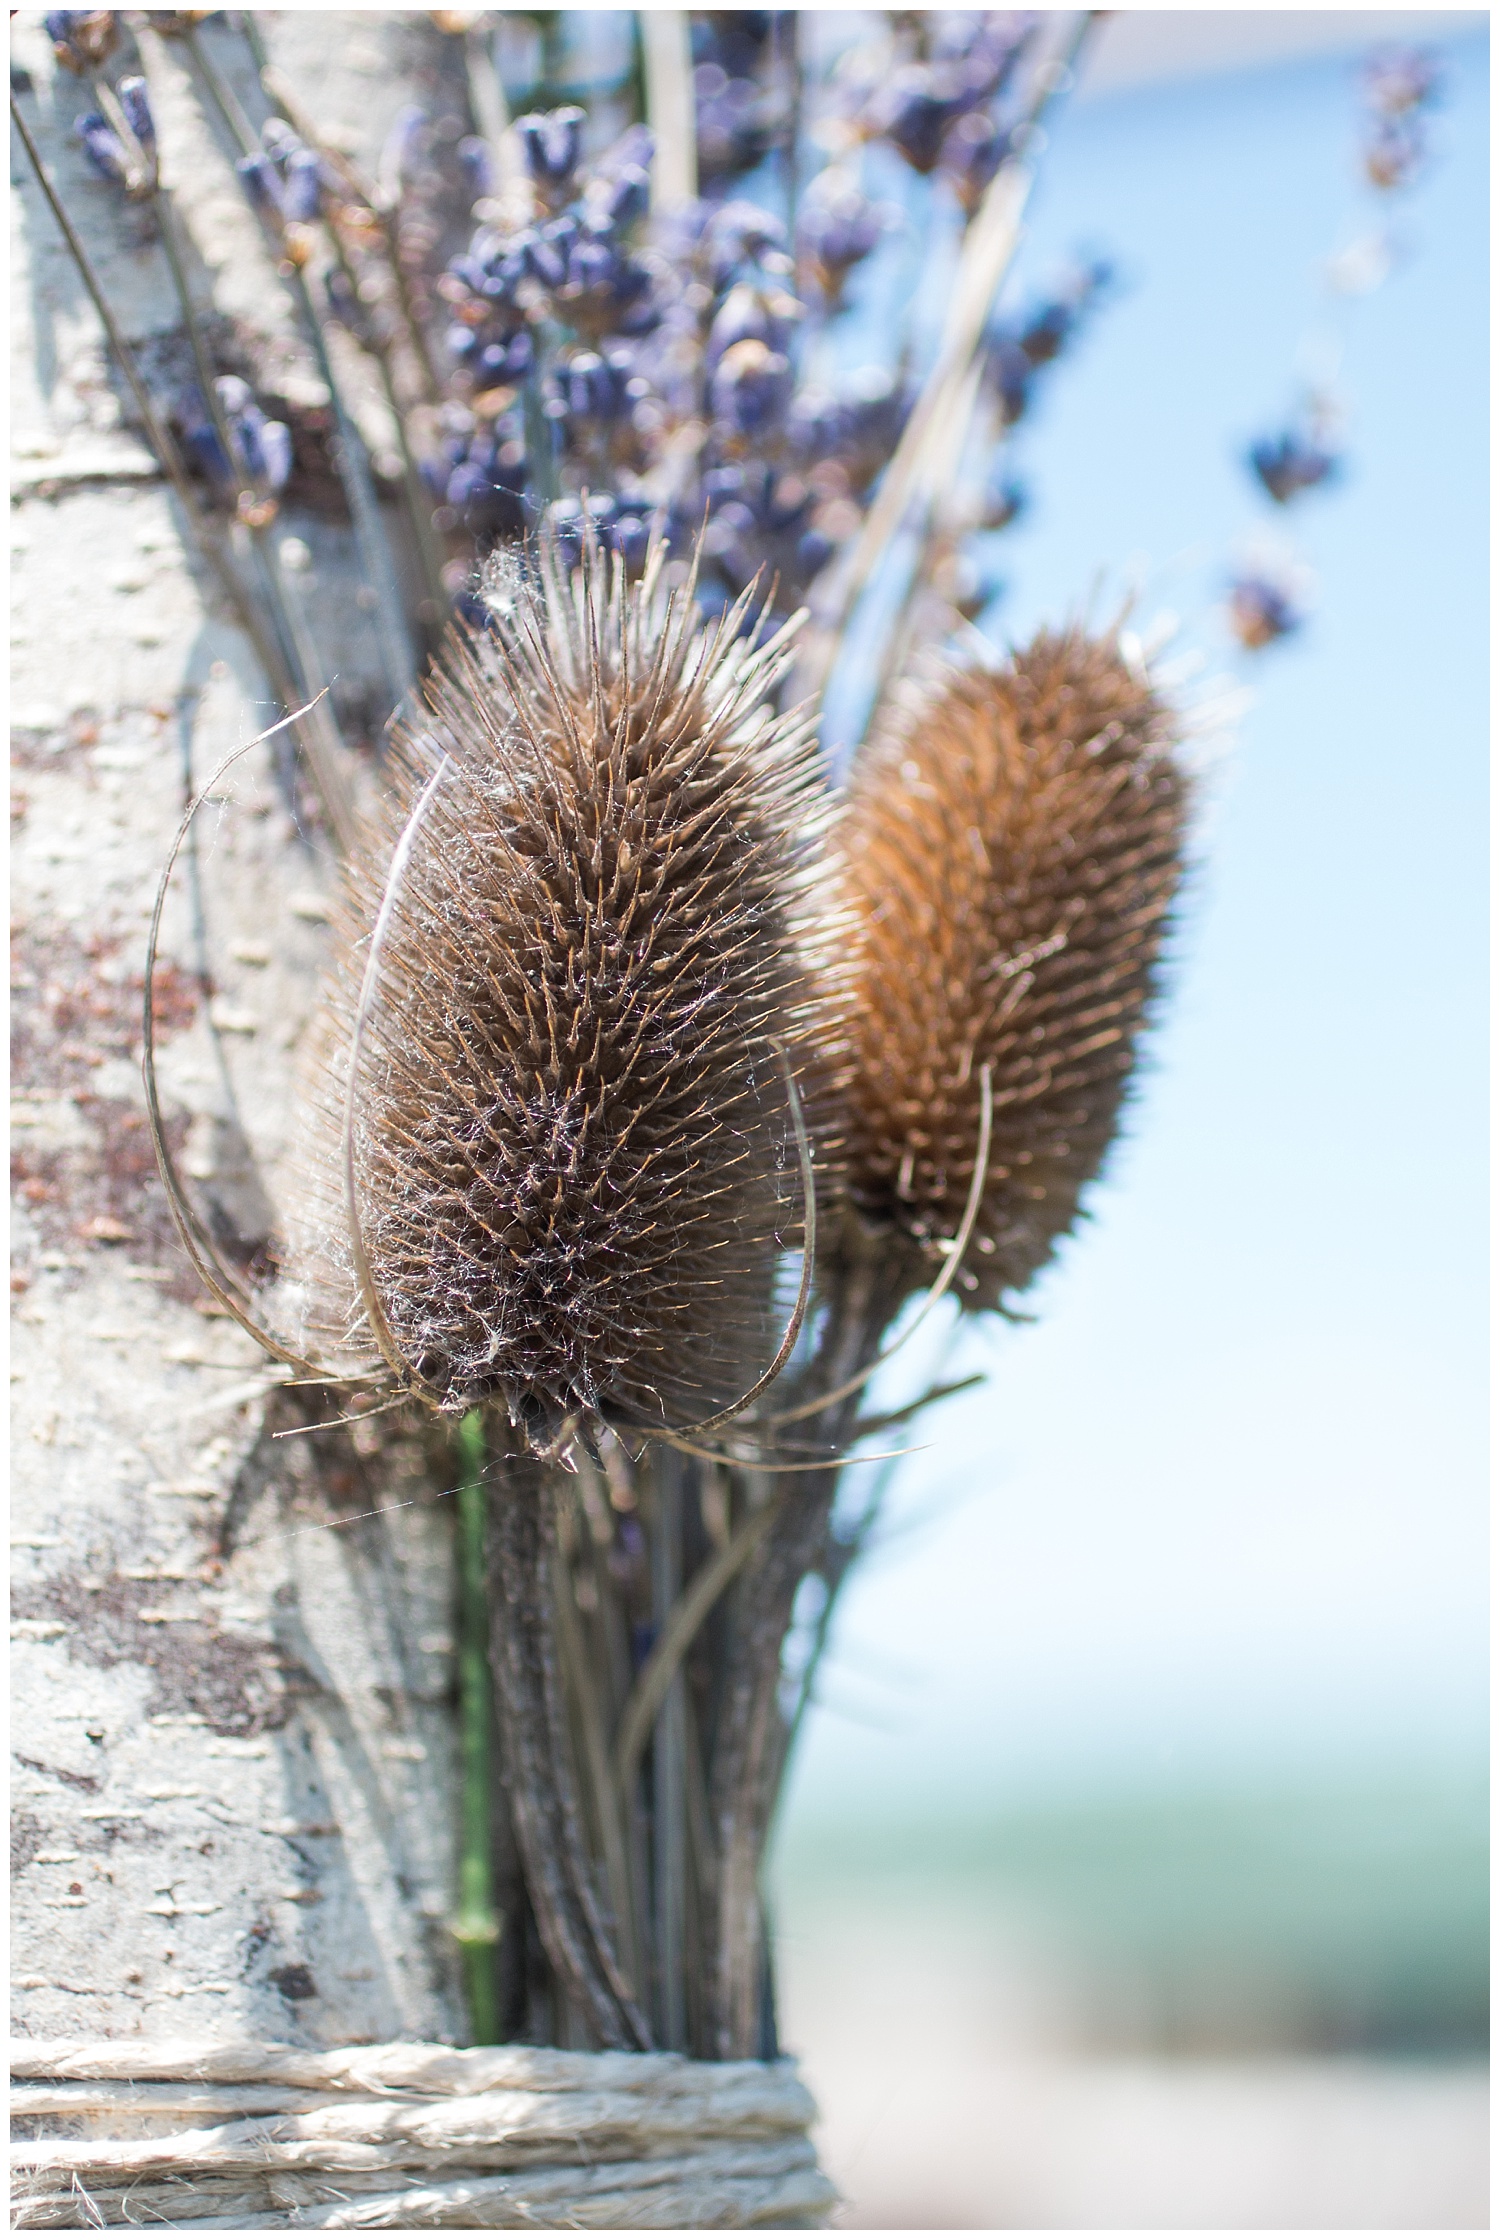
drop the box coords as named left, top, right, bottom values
left=9, top=2039, right=837, bottom=2230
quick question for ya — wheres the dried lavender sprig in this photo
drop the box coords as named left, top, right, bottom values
left=123, top=85, right=358, bottom=843
left=158, top=20, right=418, bottom=703
left=10, top=92, right=354, bottom=853
left=252, top=60, right=450, bottom=615
left=803, top=12, right=1099, bottom=724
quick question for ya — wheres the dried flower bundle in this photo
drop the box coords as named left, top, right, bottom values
left=829, top=630, right=1190, bottom=1310
left=19, top=7, right=1333, bottom=2074
left=312, top=535, right=830, bottom=1443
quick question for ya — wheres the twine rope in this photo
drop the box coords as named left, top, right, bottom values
left=9, top=2038, right=837, bottom=2230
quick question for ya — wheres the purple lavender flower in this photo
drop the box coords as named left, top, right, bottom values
left=701, top=201, right=789, bottom=289
left=705, top=279, right=800, bottom=367
left=694, top=62, right=771, bottom=186
left=940, top=107, right=1014, bottom=213
left=710, top=339, right=794, bottom=441
left=1227, top=571, right=1305, bottom=650
left=45, top=11, right=117, bottom=71
left=281, top=145, right=325, bottom=225
left=585, top=157, right=651, bottom=236
left=518, top=107, right=586, bottom=203
left=1363, top=116, right=1428, bottom=193
left=457, top=135, right=495, bottom=202
left=1248, top=430, right=1341, bottom=505
left=869, top=63, right=967, bottom=176
left=236, top=150, right=284, bottom=215
left=173, top=378, right=293, bottom=498
left=431, top=417, right=531, bottom=540
left=1363, top=45, right=1440, bottom=118
left=557, top=348, right=633, bottom=424
left=797, top=180, right=891, bottom=301
left=73, top=112, right=128, bottom=187
left=116, top=76, right=155, bottom=151
left=983, top=257, right=1113, bottom=423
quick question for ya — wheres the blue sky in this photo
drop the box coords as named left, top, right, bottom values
left=782, top=25, right=1488, bottom=1824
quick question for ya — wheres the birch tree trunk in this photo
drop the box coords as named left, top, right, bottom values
left=10, top=10, right=469, bottom=2055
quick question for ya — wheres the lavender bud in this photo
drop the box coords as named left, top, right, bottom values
left=458, top=135, right=494, bottom=200
left=797, top=181, right=889, bottom=297
left=1227, top=572, right=1304, bottom=650
left=237, top=150, right=285, bottom=216
left=940, top=108, right=1011, bottom=211
left=518, top=106, right=585, bottom=195
left=609, top=164, right=654, bottom=235
left=703, top=199, right=788, bottom=286
left=73, top=113, right=127, bottom=186
left=1247, top=431, right=1340, bottom=505
left=559, top=349, right=628, bottom=423
left=525, top=215, right=577, bottom=291
left=612, top=511, right=650, bottom=572
left=710, top=338, right=793, bottom=439
left=1363, top=45, right=1439, bottom=118
left=871, top=64, right=964, bottom=176
left=378, top=104, right=427, bottom=197
left=281, top=145, right=324, bottom=224
left=257, top=418, right=294, bottom=492
left=706, top=279, right=799, bottom=367
left=46, top=11, right=117, bottom=71
left=116, top=76, right=155, bottom=150
left=474, top=330, right=534, bottom=386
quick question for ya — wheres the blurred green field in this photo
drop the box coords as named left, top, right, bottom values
left=772, top=1763, right=1488, bottom=2056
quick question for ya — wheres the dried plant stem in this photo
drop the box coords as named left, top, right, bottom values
left=486, top=1439, right=653, bottom=2052
left=614, top=1495, right=780, bottom=1803
left=452, top=1409, right=502, bottom=2043
left=246, top=39, right=446, bottom=406
left=10, top=95, right=355, bottom=847
left=640, top=10, right=697, bottom=209
left=803, top=12, right=1100, bottom=716
left=706, top=1240, right=910, bottom=2057
left=650, top=1454, right=689, bottom=2049
left=163, top=20, right=418, bottom=704
left=326, top=225, right=450, bottom=618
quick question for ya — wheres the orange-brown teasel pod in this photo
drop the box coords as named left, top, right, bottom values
left=829, top=628, right=1191, bottom=1310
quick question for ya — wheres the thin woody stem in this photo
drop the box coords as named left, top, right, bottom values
left=486, top=1439, right=653, bottom=2051
left=452, top=1410, right=501, bottom=2043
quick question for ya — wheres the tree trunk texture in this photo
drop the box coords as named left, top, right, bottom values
left=10, top=11, right=471, bottom=2053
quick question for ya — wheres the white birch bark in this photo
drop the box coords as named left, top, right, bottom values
left=11, top=10, right=468, bottom=2053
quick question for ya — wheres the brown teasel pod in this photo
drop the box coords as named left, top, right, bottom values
left=286, top=533, right=833, bottom=1444
left=828, top=627, right=1191, bottom=1310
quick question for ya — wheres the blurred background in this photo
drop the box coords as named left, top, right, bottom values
left=764, top=9, right=1489, bottom=2228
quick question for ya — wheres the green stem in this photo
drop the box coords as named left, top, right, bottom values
left=453, top=1408, right=501, bottom=2044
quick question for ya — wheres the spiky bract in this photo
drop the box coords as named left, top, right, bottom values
left=830, top=629, right=1189, bottom=1309
left=330, top=539, right=828, bottom=1434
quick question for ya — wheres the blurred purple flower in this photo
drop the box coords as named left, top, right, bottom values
left=116, top=75, right=155, bottom=151
left=1227, top=571, right=1305, bottom=650
left=710, top=339, right=794, bottom=440
left=1248, top=429, right=1341, bottom=505
left=797, top=180, right=891, bottom=301
left=518, top=106, right=585, bottom=202
left=73, top=111, right=128, bottom=186
left=45, top=10, right=117, bottom=71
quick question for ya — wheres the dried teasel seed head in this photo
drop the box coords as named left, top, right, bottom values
left=828, top=628, right=1191, bottom=1309
left=289, top=533, right=832, bottom=1441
